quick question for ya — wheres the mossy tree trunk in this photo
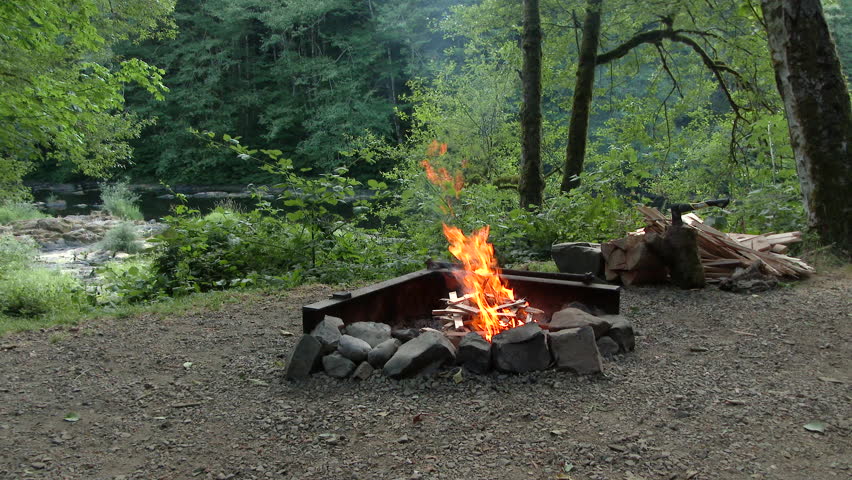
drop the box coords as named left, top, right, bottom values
left=519, top=0, right=544, bottom=209
left=762, top=0, right=852, bottom=256
left=560, top=0, right=602, bottom=194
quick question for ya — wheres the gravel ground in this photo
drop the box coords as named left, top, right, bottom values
left=1, top=270, right=849, bottom=480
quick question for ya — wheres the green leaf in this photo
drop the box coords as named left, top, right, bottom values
left=804, top=421, right=826, bottom=433
left=64, top=412, right=80, bottom=422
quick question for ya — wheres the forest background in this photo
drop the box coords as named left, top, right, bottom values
left=0, top=0, right=850, bottom=315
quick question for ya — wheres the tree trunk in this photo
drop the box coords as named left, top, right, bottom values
left=762, top=0, right=852, bottom=256
left=519, top=0, right=544, bottom=209
left=560, top=0, right=602, bottom=193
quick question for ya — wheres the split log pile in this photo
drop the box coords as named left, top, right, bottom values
left=601, top=206, right=813, bottom=285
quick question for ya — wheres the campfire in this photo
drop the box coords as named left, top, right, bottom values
left=432, top=224, right=545, bottom=342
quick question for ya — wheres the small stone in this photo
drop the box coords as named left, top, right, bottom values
left=550, top=308, right=612, bottom=338
left=31, top=462, right=46, bottom=470
left=337, top=335, right=372, bottom=363
left=383, top=331, right=456, bottom=379
left=457, top=332, right=491, bottom=374
left=392, top=328, right=421, bottom=343
left=597, top=336, right=620, bottom=358
left=323, top=353, right=356, bottom=378
left=397, top=435, right=412, bottom=444
left=548, top=326, right=603, bottom=375
left=352, top=362, right=374, bottom=380
left=603, top=315, right=635, bottom=352
left=491, top=323, right=550, bottom=373
left=285, top=335, right=322, bottom=380
left=368, top=338, right=401, bottom=368
left=345, top=322, right=392, bottom=348
left=310, top=316, right=344, bottom=353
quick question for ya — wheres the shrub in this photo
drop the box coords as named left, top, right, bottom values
left=0, top=235, right=38, bottom=276
left=101, top=182, right=143, bottom=220
left=0, top=202, right=47, bottom=224
left=0, top=267, right=84, bottom=317
left=100, top=222, right=143, bottom=254
left=93, top=258, right=163, bottom=305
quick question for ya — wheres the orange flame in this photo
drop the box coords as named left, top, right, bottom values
left=443, top=224, right=528, bottom=341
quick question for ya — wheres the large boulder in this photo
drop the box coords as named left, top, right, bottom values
left=551, top=242, right=604, bottom=277
left=310, top=315, right=344, bottom=353
left=337, top=335, right=372, bottom=363
left=367, top=338, right=401, bottom=368
left=345, top=322, right=392, bottom=348
left=285, top=335, right=323, bottom=380
left=548, top=326, right=603, bottom=375
left=457, top=332, right=492, bottom=374
left=550, top=307, right=612, bottom=338
left=383, top=331, right=456, bottom=379
left=491, top=323, right=550, bottom=373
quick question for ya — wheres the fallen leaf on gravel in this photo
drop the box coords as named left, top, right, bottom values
left=182, top=361, right=193, bottom=369
left=280, top=330, right=294, bottom=336
left=248, top=378, right=269, bottom=386
left=804, top=421, right=826, bottom=433
left=412, top=413, right=428, bottom=424
left=452, top=369, right=464, bottom=384
left=725, top=399, right=747, bottom=406
left=63, top=412, right=80, bottom=422
left=561, top=460, right=574, bottom=472
left=376, top=411, right=390, bottom=417
left=817, top=376, right=845, bottom=384
left=554, top=474, right=573, bottom=479
left=550, top=429, right=566, bottom=436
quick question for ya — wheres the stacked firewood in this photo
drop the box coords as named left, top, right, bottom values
left=602, top=206, right=813, bottom=285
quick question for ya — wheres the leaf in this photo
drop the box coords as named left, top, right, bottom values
left=182, top=361, right=193, bottom=369
left=452, top=369, right=464, bottom=384
left=64, top=412, right=80, bottom=422
left=248, top=378, right=269, bottom=386
left=804, top=421, right=826, bottom=433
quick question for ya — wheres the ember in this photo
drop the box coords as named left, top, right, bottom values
left=437, top=225, right=543, bottom=341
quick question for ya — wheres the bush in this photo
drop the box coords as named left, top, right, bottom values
left=101, top=182, right=143, bottom=220
left=0, top=202, right=47, bottom=224
left=100, top=222, right=143, bottom=254
left=0, top=268, right=84, bottom=317
left=0, top=235, right=38, bottom=275
left=93, top=258, right=163, bottom=305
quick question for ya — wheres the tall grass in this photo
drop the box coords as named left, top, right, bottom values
left=100, top=222, right=143, bottom=254
left=101, top=182, right=143, bottom=220
left=0, top=202, right=47, bottom=224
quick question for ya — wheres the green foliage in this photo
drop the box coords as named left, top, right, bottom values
left=93, top=259, right=163, bottom=305
left=0, top=203, right=48, bottom=224
left=100, top=182, right=143, bottom=220
left=0, top=236, right=38, bottom=275
left=0, top=269, right=85, bottom=317
left=0, top=1, right=174, bottom=195
left=100, top=223, right=144, bottom=254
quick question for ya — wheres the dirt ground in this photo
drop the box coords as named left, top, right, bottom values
left=1, top=271, right=850, bottom=480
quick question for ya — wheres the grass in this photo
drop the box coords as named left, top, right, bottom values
left=0, top=288, right=257, bottom=336
left=101, top=182, right=143, bottom=220
left=0, top=202, right=48, bottom=224
left=100, top=222, right=143, bottom=254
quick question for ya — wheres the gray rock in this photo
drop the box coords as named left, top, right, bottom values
left=337, top=335, right=372, bottom=363
left=310, top=316, right=344, bottom=353
left=392, top=328, right=420, bottom=343
left=548, top=326, right=603, bottom=375
left=491, top=323, right=550, bottom=373
left=596, top=336, right=620, bottom=358
left=323, top=353, right=356, bottom=378
left=550, top=307, right=612, bottom=338
left=603, top=315, right=635, bottom=352
left=345, top=322, right=392, bottom=348
left=551, top=242, right=603, bottom=276
left=457, top=332, right=492, bottom=374
left=367, top=338, right=401, bottom=368
left=383, top=331, right=456, bottom=379
left=352, top=362, right=374, bottom=380
left=285, top=335, right=322, bottom=380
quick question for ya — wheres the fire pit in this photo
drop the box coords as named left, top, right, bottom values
left=287, top=224, right=631, bottom=380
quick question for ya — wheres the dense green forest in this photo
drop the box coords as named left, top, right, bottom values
left=0, top=0, right=850, bottom=320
